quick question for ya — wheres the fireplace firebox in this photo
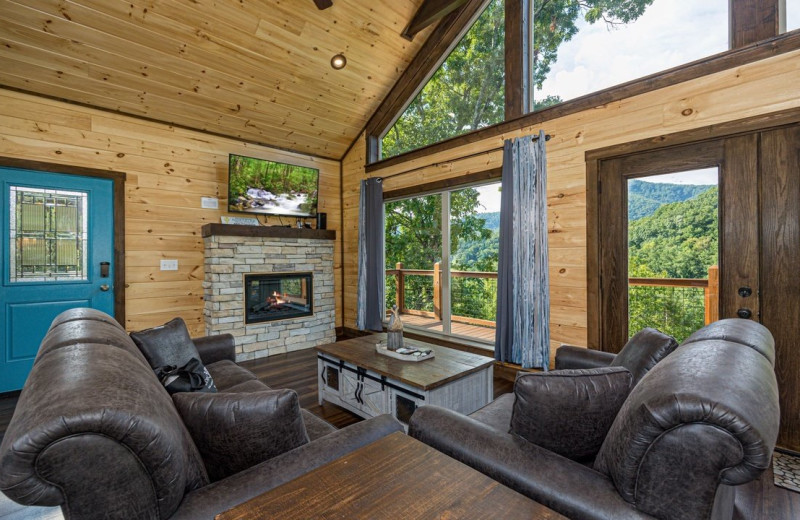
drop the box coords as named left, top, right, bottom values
left=245, top=272, right=313, bottom=324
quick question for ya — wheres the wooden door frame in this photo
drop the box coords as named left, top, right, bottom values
left=0, top=157, right=126, bottom=324
left=585, top=107, right=800, bottom=350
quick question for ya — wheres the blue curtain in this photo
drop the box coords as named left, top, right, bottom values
left=494, top=131, right=550, bottom=369
left=356, top=178, right=385, bottom=331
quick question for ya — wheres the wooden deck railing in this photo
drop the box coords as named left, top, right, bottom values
left=386, top=262, right=498, bottom=328
left=628, top=265, right=719, bottom=325
left=386, top=264, right=720, bottom=327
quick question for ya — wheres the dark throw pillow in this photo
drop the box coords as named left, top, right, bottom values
left=172, top=389, right=310, bottom=482
left=131, top=318, right=217, bottom=393
left=609, top=327, right=678, bottom=386
left=510, top=367, right=633, bottom=462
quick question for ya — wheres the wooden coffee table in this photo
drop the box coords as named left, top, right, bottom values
left=215, top=432, right=565, bottom=520
left=316, top=334, right=494, bottom=427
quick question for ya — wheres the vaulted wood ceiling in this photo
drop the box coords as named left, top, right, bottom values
left=0, top=0, right=434, bottom=159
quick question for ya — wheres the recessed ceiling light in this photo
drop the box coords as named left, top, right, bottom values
left=330, top=53, right=347, bottom=70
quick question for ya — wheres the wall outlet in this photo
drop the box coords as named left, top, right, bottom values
left=160, top=259, right=179, bottom=271
left=201, top=197, right=219, bottom=209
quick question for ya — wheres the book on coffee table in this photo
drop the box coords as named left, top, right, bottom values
left=375, top=341, right=434, bottom=361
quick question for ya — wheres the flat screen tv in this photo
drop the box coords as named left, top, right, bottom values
left=228, top=153, right=319, bottom=217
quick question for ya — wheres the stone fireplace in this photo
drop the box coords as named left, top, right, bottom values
left=202, top=224, right=336, bottom=362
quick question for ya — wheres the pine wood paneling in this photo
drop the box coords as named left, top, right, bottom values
left=341, top=49, right=800, bottom=363
left=0, top=0, right=433, bottom=159
left=0, top=88, right=342, bottom=337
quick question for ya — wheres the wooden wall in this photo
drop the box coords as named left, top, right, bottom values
left=341, top=49, right=800, bottom=364
left=0, top=88, right=342, bottom=336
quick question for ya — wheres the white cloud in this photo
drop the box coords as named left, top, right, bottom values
left=536, top=0, right=729, bottom=101
left=637, top=168, right=719, bottom=185
left=788, top=0, right=800, bottom=32
left=475, top=182, right=502, bottom=213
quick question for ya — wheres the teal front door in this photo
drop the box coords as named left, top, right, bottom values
left=0, top=167, right=114, bottom=393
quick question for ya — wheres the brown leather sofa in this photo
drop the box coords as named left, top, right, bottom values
left=0, top=308, right=402, bottom=519
left=409, top=319, right=780, bottom=520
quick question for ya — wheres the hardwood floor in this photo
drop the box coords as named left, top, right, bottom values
left=0, top=348, right=797, bottom=519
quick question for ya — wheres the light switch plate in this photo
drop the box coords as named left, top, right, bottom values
left=160, top=259, right=178, bottom=271
left=201, top=197, right=219, bottom=209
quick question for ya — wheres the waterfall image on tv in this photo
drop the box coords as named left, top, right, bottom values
left=228, top=154, right=319, bottom=217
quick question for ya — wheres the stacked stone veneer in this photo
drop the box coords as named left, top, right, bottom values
left=203, top=233, right=336, bottom=362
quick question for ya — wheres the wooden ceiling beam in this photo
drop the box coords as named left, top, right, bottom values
left=402, top=0, right=470, bottom=41
left=313, top=0, right=333, bottom=10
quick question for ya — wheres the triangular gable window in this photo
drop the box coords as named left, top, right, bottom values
left=381, top=0, right=505, bottom=159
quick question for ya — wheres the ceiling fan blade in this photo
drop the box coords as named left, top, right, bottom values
left=313, top=0, right=333, bottom=9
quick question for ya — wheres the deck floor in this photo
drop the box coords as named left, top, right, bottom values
left=400, top=313, right=496, bottom=343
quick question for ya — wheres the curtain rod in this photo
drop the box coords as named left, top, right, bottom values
left=376, top=134, right=551, bottom=181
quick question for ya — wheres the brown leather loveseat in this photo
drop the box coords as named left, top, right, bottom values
left=0, top=308, right=402, bottom=519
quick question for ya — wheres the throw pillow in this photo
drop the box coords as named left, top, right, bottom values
left=172, top=389, right=310, bottom=481
left=131, top=318, right=217, bottom=393
left=510, top=367, right=633, bottom=462
left=609, top=328, right=678, bottom=385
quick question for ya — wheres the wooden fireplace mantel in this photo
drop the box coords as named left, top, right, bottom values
left=201, top=223, right=336, bottom=240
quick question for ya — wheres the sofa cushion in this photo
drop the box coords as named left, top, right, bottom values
left=469, top=393, right=515, bottom=432
left=609, top=328, right=678, bottom=386
left=222, top=379, right=271, bottom=393
left=510, top=367, right=633, bottom=462
left=301, top=409, right=337, bottom=440
left=206, top=360, right=259, bottom=391
left=131, top=318, right=217, bottom=393
left=131, top=318, right=203, bottom=368
left=172, top=389, right=310, bottom=482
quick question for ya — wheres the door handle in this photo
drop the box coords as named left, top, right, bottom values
left=100, top=284, right=110, bottom=292
left=737, top=308, right=752, bottom=319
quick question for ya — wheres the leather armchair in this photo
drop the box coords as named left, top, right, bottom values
left=409, top=319, right=780, bottom=520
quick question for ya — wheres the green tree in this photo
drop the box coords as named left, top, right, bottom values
left=382, top=0, right=654, bottom=158
left=385, top=188, right=494, bottom=314
left=627, top=186, right=718, bottom=341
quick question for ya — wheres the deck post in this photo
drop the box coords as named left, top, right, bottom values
left=704, top=265, right=719, bottom=325
left=396, top=262, right=405, bottom=312
left=433, top=261, right=441, bottom=320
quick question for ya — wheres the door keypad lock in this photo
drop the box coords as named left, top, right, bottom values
left=100, top=262, right=110, bottom=278
left=738, top=286, right=752, bottom=298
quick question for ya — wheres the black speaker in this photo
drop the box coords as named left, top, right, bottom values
left=316, top=212, right=327, bottom=230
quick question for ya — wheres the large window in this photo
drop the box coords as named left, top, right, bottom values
left=533, top=1, right=728, bottom=107
left=384, top=181, right=501, bottom=345
left=788, top=0, right=800, bottom=32
left=381, top=0, right=505, bottom=159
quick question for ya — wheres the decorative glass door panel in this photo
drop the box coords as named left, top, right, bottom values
left=10, top=186, right=88, bottom=283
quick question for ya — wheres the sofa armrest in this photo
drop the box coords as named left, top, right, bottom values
left=170, top=414, right=404, bottom=519
left=555, top=345, right=616, bottom=370
left=408, top=406, right=651, bottom=520
left=193, top=334, right=235, bottom=364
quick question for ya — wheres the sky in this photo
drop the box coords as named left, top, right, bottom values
left=536, top=1, right=729, bottom=101
left=637, top=167, right=718, bottom=185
